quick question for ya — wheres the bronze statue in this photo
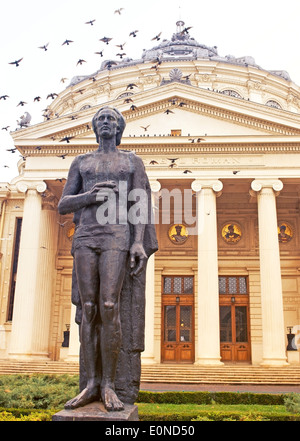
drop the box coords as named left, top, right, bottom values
left=58, top=106, right=158, bottom=411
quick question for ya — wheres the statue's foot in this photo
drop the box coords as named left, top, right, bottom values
left=64, top=385, right=99, bottom=410
left=101, top=385, right=124, bottom=411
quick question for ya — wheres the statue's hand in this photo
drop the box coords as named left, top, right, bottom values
left=130, top=242, right=147, bottom=276
left=88, top=181, right=118, bottom=204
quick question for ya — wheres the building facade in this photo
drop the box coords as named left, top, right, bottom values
left=0, top=22, right=300, bottom=366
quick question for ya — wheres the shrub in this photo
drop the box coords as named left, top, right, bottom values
left=284, top=393, right=300, bottom=413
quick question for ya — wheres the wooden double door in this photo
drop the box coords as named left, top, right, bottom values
left=219, top=276, right=251, bottom=362
left=161, top=276, right=194, bottom=363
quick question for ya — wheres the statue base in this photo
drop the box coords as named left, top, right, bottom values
left=52, top=401, right=139, bottom=421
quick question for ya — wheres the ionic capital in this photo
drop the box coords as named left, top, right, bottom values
left=149, top=179, right=161, bottom=193
left=250, top=179, right=283, bottom=197
left=15, top=180, right=47, bottom=195
left=191, top=179, right=223, bottom=196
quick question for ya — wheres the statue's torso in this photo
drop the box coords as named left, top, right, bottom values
left=73, top=150, right=135, bottom=252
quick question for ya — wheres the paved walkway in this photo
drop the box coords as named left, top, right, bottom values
left=140, top=382, right=300, bottom=394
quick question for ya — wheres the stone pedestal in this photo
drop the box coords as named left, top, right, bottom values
left=52, top=402, right=139, bottom=421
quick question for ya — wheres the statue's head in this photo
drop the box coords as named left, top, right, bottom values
left=92, top=106, right=126, bottom=146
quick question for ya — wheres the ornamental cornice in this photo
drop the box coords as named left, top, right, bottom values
left=16, top=141, right=300, bottom=157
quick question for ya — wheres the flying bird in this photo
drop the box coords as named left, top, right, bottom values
left=57, top=154, right=68, bottom=159
left=183, top=169, right=192, bottom=174
left=181, top=26, right=193, bottom=35
left=151, top=32, right=162, bottom=41
left=0, top=95, right=9, bottom=100
left=129, top=30, right=139, bottom=37
left=114, top=8, right=124, bottom=14
left=38, top=43, right=49, bottom=51
left=34, top=96, right=41, bottom=102
left=116, top=43, right=126, bottom=50
left=105, top=60, right=117, bottom=69
left=140, top=125, right=150, bottom=131
left=1, top=126, right=10, bottom=131
left=130, top=105, right=138, bottom=111
left=149, top=160, right=158, bottom=165
left=168, top=158, right=179, bottom=163
left=60, top=77, right=68, bottom=83
left=9, top=58, right=23, bottom=67
left=35, top=146, right=43, bottom=150
left=189, top=138, right=205, bottom=143
left=47, top=93, right=58, bottom=99
left=178, top=101, right=187, bottom=107
left=100, top=37, right=112, bottom=45
left=123, top=98, right=133, bottom=103
left=77, top=59, right=86, bottom=66
left=6, top=148, right=16, bottom=153
left=17, top=101, right=27, bottom=106
left=233, top=170, right=240, bottom=175
left=62, top=39, right=73, bottom=46
left=95, top=50, right=104, bottom=57
left=59, top=136, right=73, bottom=143
left=75, top=89, right=85, bottom=94
left=164, top=109, right=174, bottom=114
left=85, top=19, right=95, bottom=25
left=57, top=221, right=68, bottom=227
left=116, top=53, right=126, bottom=59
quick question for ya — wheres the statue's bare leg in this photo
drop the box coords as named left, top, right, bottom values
left=65, top=249, right=101, bottom=409
left=99, top=250, right=127, bottom=411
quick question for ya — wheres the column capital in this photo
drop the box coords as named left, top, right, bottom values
left=15, top=180, right=47, bottom=194
left=191, top=179, right=223, bottom=195
left=149, top=179, right=161, bottom=193
left=250, top=179, right=283, bottom=196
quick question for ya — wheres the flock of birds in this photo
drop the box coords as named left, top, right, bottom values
left=0, top=8, right=240, bottom=177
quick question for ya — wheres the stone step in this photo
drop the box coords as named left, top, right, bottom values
left=0, top=359, right=300, bottom=384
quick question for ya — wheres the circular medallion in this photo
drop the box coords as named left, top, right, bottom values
left=278, top=222, right=293, bottom=243
left=222, top=223, right=242, bottom=244
left=168, top=224, right=189, bottom=245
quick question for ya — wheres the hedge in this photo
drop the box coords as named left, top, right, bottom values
left=0, top=407, right=299, bottom=422
left=137, top=391, right=285, bottom=406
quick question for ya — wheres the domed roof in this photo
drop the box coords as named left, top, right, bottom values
left=142, top=20, right=219, bottom=61
left=68, top=21, right=291, bottom=87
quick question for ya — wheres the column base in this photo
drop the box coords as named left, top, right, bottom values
left=141, top=355, right=157, bottom=364
left=65, top=354, right=80, bottom=363
left=260, top=358, right=289, bottom=367
left=194, top=358, right=224, bottom=366
left=9, top=352, right=50, bottom=360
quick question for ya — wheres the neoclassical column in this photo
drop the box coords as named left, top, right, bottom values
left=9, top=181, right=47, bottom=359
left=67, top=303, right=80, bottom=361
left=250, top=180, right=288, bottom=366
left=142, top=179, right=161, bottom=364
left=31, top=191, right=59, bottom=357
left=191, top=179, right=223, bottom=365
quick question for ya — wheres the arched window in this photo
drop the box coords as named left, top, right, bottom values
left=221, top=89, right=243, bottom=99
left=80, top=104, right=91, bottom=111
left=265, top=100, right=282, bottom=109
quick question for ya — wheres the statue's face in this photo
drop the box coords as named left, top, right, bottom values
left=94, top=109, right=120, bottom=140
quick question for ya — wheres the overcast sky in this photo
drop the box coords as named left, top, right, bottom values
left=1, top=0, right=300, bottom=182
